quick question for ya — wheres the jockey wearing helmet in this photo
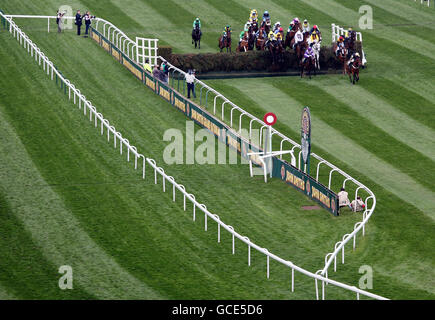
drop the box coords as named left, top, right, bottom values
left=303, top=46, right=315, bottom=63
left=273, top=21, right=281, bottom=33
left=244, top=21, right=251, bottom=32
left=310, top=30, right=320, bottom=43
left=193, top=17, right=201, bottom=30
left=310, top=25, right=322, bottom=42
left=345, top=27, right=353, bottom=38
left=263, top=11, right=270, bottom=22
left=288, top=20, right=295, bottom=33
left=293, top=29, right=304, bottom=49
left=223, top=25, right=231, bottom=36
left=348, top=52, right=360, bottom=66
left=293, top=17, right=300, bottom=25
left=250, top=9, right=258, bottom=22
left=302, top=19, right=310, bottom=33
left=335, top=35, right=345, bottom=55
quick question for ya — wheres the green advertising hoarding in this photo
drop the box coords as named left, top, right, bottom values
left=272, top=157, right=339, bottom=216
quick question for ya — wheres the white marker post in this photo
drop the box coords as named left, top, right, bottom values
left=263, top=112, right=277, bottom=178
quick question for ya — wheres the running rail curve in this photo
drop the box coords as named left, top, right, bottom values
left=1, top=12, right=385, bottom=300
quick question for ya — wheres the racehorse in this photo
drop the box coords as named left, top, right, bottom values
left=284, top=22, right=301, bottom=49
left=309, top=41, right=321, bottom=69
left=237, top=33, right=249, bottom=52
left=247, top=25, right=257, bottom=50
left=251, top=20, right=259, bottom=33
left=300, top=55, right=316, bottom=79
left=290, top=36, right=307, bottom=62
left=346, top=56, right=361, bottom=84
left=192, top=26, right=201, bottom=49
left=219, top=30, right=231, bottom=52
left=334, top=43, right=348, bottom=75
left=267, top=39, right=284, bottom=64
left=344, top=31, right=356, bottom=57
left=261, top=19, right=271, bottom=35
left=256, top=27, right=266, bottom=50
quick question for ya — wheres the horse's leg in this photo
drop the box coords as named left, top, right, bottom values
left=199, top=39, right=201, bottom=49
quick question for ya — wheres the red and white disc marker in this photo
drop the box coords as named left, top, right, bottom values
left=263, top=112, right=277, bottom=126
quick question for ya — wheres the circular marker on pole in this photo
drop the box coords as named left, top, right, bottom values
left=263, top=112, right=277, bottom=126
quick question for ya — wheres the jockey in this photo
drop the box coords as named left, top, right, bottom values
left=310, top=30, right=320, bottom=44
left=275, top=29, right=283, bottom=41
left=262, top=11, right=270, bottom=23
left=193, top=17, right=201, bottom=30
left=287, top=20, right=295, bottom=33
left=223, top=25, right=231, bottom=36
left=244, top=21, right=251, bottom=32
left=250, top=9, right=258, bottom=23
left=239, top=30, right=245, bottom=43
left=293, top=17, right=300, bottom=25
left=302, top=46, right=315, bottom=63
left=273, top=21, right=281, bottom=33
left=302, top=19, right=310, bottom=33
left=292, top=29, right=304, bottom=49
left=268, top=30, right=275, bottom=41
left=335, top=35, right=345, bottom=55
left=345, top=27, right=353, bottom=38
left=347, top=52, right=360, bottom=66
left=310, top=25, right=322, bottom=42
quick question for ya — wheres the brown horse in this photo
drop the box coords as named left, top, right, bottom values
left=251, top=20, right=259, bottom=33
left=284, top=22, right=301, bottom=49
left=346, top=56, right=361, bottom=84
left=261, top=19, right=271, bottom=35
left=256, top=27, right=266, bottom=50
left=219, top=30, right=231, bottom=52
left=267, top=39, right=284, bottom=64
left=237, top=33, right=249, bottom=52
left=247, top=25, right=256, bottom=51
left=334, top=43, right=348, bottom=75
left=345, top=31, right=356, bottom=57
left=290, top=33, right=307, bottom=62
left=300, top=55, right=316, bottom=79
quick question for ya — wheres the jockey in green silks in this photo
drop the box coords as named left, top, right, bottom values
left=193, top=17, right=201, bottom=30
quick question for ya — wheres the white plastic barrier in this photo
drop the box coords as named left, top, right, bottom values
left=1, top=12, right=387, bottom=300
left=415, top=0, right=431, bottom=7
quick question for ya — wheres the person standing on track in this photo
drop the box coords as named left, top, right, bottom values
left=185, top=69, right=196, bottom=99
left=75, top=10, right=82, bottom=35
left=83, top=11, right=93, bottom=36
left=56, top=10, right=65, bottom=33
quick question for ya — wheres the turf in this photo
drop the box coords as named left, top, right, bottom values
left=0, top=0, right=434, bottom=300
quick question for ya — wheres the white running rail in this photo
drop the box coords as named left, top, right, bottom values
left=1, top=12, right=386, bottom=300
left=415, top=0, right=431, bottom=7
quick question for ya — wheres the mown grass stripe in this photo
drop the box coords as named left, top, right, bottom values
left=364, top=0, right=435, bottom=27
left=360, top=77, right=435, bottom=130
left=310, top=78, right=435, bottom=161
left=0, top=189, right=94, bottom=299
left=0, top=35, right=162, bottom=300
left=334, top=0, right=435, bottom=46
left=300, top=0, right=435, bottom=61
left=228, top=78, right=435, bottom=220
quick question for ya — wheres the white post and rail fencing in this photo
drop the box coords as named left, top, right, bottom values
left=0, top=12, right=386, bottom=300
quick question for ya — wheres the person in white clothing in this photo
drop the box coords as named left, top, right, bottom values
left=293, top=29, right=304, bottom=49
left=338, top=187, right=351, bottom=210
left=185, top=69, right=196, bottom=99
left=351, top=196, right=365, bottom=212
